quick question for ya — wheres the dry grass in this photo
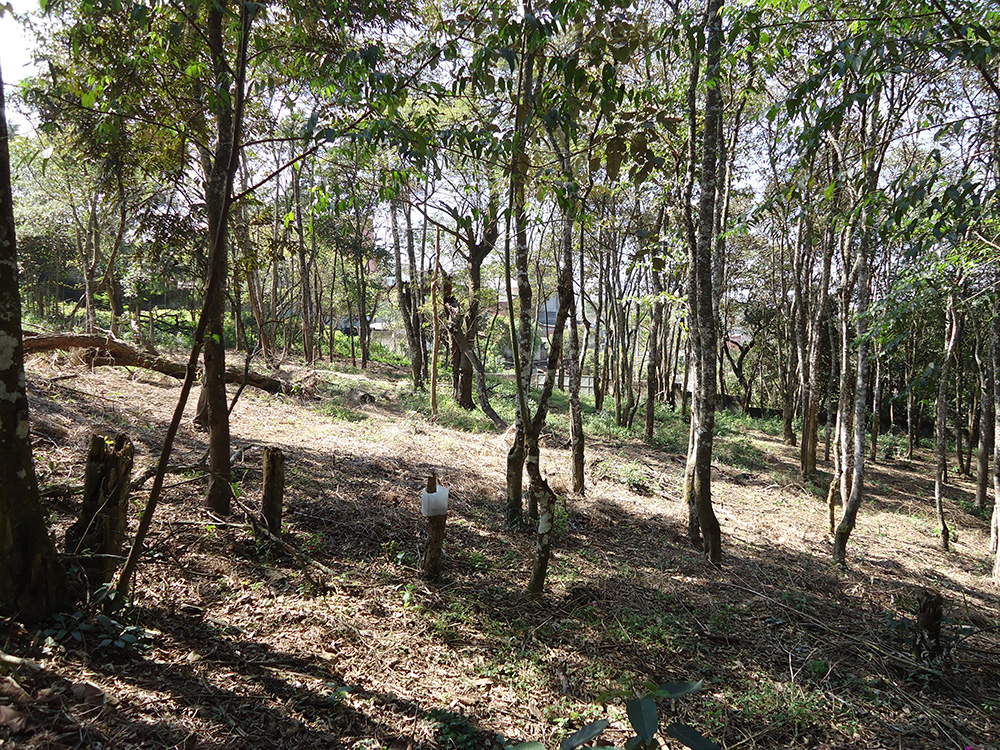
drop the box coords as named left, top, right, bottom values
left=3, top=351, right=998, bottom=750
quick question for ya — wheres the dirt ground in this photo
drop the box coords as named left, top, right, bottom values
left=3, top=350, right=999, bottom=750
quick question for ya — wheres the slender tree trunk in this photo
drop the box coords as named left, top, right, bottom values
left=991, top=285, right=1000, bottom=574
left=869, top=349, right=883, bottom=463
left=504, top=37, right=535, bottom=527
left=201, top=3, right=240, bottom=515
left=293, top=168, right=314, bottom=363
left=683, top=0, right=724, bottom=564
left=645, top=260, right=663, bottom=442
left=833, top=233, right=872, bottom=565
left=934, top=294, right=961, bottom=552
left=976, top=341, right=993, bottom=511
left=567, top=224, right=585, bottom=494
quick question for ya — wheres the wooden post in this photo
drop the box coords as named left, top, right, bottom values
left=66, top=434, right=134, bottom=588
left=261, top=447, right=285, bottom=535
left=422, top=473, right=446, bottom=579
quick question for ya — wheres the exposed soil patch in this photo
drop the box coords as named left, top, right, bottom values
left=4, top=353, right=998, bottom=749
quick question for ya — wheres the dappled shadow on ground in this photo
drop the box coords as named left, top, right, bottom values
left=14, top=362, right=1000, bottom=750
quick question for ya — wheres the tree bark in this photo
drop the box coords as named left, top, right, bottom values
left=934, top=294, right=961, bottom=552
left=0, top=60, right=67, bottom=619
left=832, top=232, right=872, bottom=565
left=66, top=434, right=134, bottom=589
left=976, top=339, right=993, bottom=511
left=200, top=3, right=239, bottom=515
left=992, top=283, right=1000, bottom=575
left=261, top=446, right=285, bottom=536
left=504, top=36, right=535, bottom=527
left=683, top=0, right=724, bottom=565
left=390, top=201, right=423, bottom=389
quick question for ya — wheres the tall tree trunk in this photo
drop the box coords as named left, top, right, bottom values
left=991, top=285, right=1000, bottom=576
left=645, top=258, right=663, bottom=442
left=832, top=231, right=872, bottom=565
left=0, top=61, right=67, bottom=618
left=200, top=3, right=241, bottom=516
left=504, top=37, right=535, bottom=527
left=567, top=215, right=585, bottom=493
left=869, top=348, right=883, bottom=463
left=934, top=294, right=961, bottom=552
left=392, top=201, right=423, bottom=388
left=683, top=0, right=724, bottom=564
left=976, top=339, right=993, bottom=511
left=293, top=168, right=314, bottom=363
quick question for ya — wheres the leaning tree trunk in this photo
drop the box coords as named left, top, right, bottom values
left=0, top=61, right=67, bottom=619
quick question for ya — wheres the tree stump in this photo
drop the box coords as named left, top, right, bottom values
left=421, top=474, right=447, bottom=580
left=914, top=589, right=944, bottom=661
left=261, top=447, right=285, bottom=535
left=66, top=434, right=134, bottom=589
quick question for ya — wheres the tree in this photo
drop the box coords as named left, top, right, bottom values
left=682, top=0, right=725, bottom=564
left=0, top=57, right=66, bottom=619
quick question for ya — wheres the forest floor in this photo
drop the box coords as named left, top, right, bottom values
left=4, top=349, right=999, bottom=750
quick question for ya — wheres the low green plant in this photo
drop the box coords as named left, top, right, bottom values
left=429, top=708, right=496, bottom=750
left=43, top=584, right=147, bottom=655
left=318, top=402, right=367, bottom=422
left=507, top=680, right=719, bottom=750
left=958, top=497, right=992, bottom=521
left=732, top=678, right=823, bottom=742
left=714, top=435, right=766, bottom=471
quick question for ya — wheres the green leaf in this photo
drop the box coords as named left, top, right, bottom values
left=606, top=136, right=624, bottom=182
left=650, top=680, right=703, bottom=699
left=561, top=719, right=610, bottom=750
left=626, top=697, right=657, bottom=745
left=507, top=744, right=546, bottom=750
left=664, top=723, right=721, bottom=750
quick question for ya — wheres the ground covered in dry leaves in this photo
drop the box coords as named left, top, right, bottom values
left=4, top=350, right=999, bottom=749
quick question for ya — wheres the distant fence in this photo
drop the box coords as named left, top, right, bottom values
left=489, top=371, right=600, bottom=397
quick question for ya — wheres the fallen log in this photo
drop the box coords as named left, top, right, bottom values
left=23, top=332, right=288, bottom=394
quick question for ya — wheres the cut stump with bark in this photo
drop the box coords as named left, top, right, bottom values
left=261, top=447, right=285, bottom=536
left=421, top=474, right=447, bottom=580
left=66, top=434, right=134, bottom=589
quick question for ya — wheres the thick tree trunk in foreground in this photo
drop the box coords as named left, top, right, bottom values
left=0, top=60, right=67, bottom=619
left=201, top=4, right=236, bottom=515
